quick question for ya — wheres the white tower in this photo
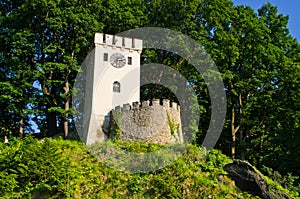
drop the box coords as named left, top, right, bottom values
left=83, top=33, right=143, bottom=145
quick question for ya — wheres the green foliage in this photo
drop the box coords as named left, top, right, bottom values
left=1, top=137, right=289, bottom=198
left=112, top=140, right=164, bottom=153
left=0, top=0, right=105, bottom=137
left=109, top=108, right=122, bottom=139
left=166, top=111, right=180, bottom=139
left=261, top=166, right=300, bottom=194
left=1, top=0, right=300, bottom=194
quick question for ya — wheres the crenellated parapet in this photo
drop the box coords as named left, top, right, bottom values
left=94, top=33, right=142, bottom=51
left=109, top=99, right=183, bottom=144
left=113, top=99, right=180, bottom=112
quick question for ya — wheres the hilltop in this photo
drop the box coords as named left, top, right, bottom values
left=0, top=136, right=297, bottom=198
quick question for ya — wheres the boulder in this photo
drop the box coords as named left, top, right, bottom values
left=224, top=159, right=292, bottom=199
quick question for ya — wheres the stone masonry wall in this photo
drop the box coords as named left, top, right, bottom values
left=110, top=99, right=183, bottom=144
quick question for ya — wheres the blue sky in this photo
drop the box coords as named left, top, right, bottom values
left=232, top=0, right=300, bottom=41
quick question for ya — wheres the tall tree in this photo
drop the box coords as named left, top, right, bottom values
left=193, top=1, right=300, bottom=167
left=0, top=1, right=37, bottom=138
left=252, top=3, right=300, bottom=175
left=0, top=0, right=105, bottom=138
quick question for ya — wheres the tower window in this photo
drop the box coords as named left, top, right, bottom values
left=113, top=81, right=120, bottom=93
left=104, top=53, right=108, bottom=61
left=128, top=57, right=132, bottom=65
left=122, top=37, right=125, bottom=46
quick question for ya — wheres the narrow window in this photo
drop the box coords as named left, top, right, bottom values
left=128, top=57, right=132, bottom=65
left=113, top=35, right=116, bottom=45
left=113, top=81, right=120, bottom=93
left=103, top=53, right=108, bottom=61
left=122, top=37, right=125, bottom=46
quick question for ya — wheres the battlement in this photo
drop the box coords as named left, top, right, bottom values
left=109, top=99, right=183, bottom=144
left=114, top=99, right=180, bottom=113
left=94, top=33, right=143, bottom=51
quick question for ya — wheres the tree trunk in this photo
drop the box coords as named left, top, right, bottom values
left=19, top=116, right=24, bottom=138
left=230, top=82, right=242, bottom=159
left=230, top=83, right=240, bottom=159
left=63, top=50, right=73, bottom=139
left=258, top=116, right=266, bottom=169
left=42, top=68, right=58, bottom=137
left=239, top=93, right=244, bottom=160
left=46, top=109, right=57, bottom=137
left=63, top=78, right=69, bottom=139
left=231, top=103, right=236, bottom=159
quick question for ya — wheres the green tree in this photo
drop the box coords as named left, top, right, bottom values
left=101, top=0, right=146, bottom=34
left=1, top=0, right=105, bottom=138
left=0, top=1, right=37, bottom=138
left=252, top=3, right=300, bottom=177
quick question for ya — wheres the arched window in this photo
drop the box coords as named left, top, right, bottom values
left=113, top=81, right=120, bottom=93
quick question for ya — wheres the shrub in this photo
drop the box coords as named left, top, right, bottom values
left=0, top=136, right=297, bottom=198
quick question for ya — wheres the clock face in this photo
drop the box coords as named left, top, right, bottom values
left=110, top=53, right=126, bottom=68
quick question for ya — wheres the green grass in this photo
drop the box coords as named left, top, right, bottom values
left=0, top=136, right=297, bottom=198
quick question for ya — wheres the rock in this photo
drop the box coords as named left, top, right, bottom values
left=224, top=159, right=292, bottom=199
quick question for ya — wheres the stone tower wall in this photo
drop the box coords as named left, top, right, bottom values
left=110, top=99, right=183, bottom=144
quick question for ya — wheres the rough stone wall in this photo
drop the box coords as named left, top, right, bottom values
left=110, top=99, right=182, bottom=144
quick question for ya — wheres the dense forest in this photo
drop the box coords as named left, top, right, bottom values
left=0, top=0, right=299, bottom=195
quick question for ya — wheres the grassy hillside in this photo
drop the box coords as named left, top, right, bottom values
left=0, top=136, right=297, bottom=198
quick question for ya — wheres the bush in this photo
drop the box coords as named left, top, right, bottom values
left=0, top=136, right=297, bottom=198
